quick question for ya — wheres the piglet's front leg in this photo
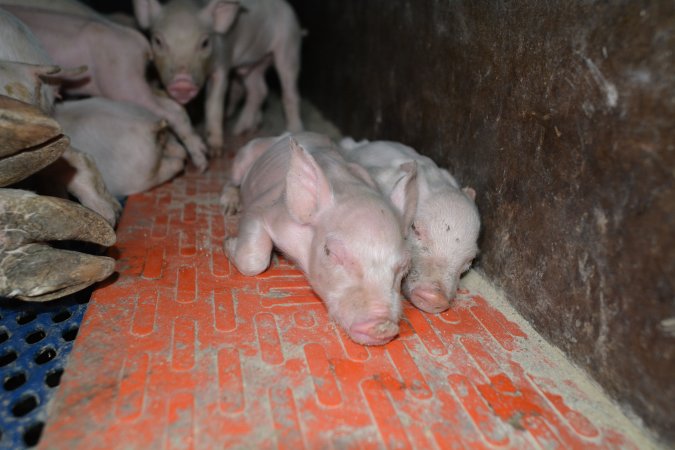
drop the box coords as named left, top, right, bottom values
left=205, top=66, right=227, bottom=157
left=224, top=213, right=273, bottom=276
left=152, top=95, right=208, bottom=172
left=220, top=183, right=240, bottom=215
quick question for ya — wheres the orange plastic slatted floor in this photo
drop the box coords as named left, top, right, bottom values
left=39, top=129, right=652, bottom=449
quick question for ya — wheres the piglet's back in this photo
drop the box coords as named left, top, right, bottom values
left=239, top=132, right=335, bottom=207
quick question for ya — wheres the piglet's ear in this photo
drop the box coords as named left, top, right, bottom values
left=285, top=137, right=332, bottom=225
left=462, top=187, right=476, bottom=202
left=133, top=0, right=162, bottom=29
left=201, top=0, right=240, bottom=34
left=389, top=161, right=418, bottom=232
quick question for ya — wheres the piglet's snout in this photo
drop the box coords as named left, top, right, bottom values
left=410, top=284, right=452, bottom=313
left=348, top=319, right=399, bottom=346
left=168, top=74, right=199, bottom=104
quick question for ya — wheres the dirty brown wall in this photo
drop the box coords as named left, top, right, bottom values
left=289, top=0, right=675, bottom=443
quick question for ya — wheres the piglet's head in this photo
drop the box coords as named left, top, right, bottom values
left=404, top=186, right=480, bottom=314
left=133, top=0, right=240, bottom=104
left=285, top=138, right=416, bottom=346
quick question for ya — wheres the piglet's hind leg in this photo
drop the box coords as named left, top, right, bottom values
left=232, top=57, right=271, bottom=135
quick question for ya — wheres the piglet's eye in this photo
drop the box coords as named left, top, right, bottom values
left=152, top=35, right=163, bottom=49
left=323, top=244, right=331, bottom=256
left=200, top=37, right=211, bottom=49
left=411, top=222, right=421, bottom=238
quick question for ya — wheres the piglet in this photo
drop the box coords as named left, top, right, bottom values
left=221, top=132, right=417, bottom=346
left=0, top=5, right=73, bottom=113
left=0, top=8, right=117, bottom=301
left=133, top=0, right=303, bottom=154
left=0, top=0, right=101, bottom=18
left=55, top=98, right=187, bottom=197
left=0, top=7, right=121, bottom=225
left=340, top=139, right=480, bottom=314
left=0, top=7, right=66, bottom=181
left=0, top=3, right=208, bottom=172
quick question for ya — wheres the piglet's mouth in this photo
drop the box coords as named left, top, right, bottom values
left=168, top=80, right=199, bottom=104
left=408, top=284, right=452, bottom=314
left=348, top=319, right=399, bottom=346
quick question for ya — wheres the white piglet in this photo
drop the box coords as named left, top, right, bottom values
left=0, top=7, right=61, bottom=112
left=133, top=0, right=304, bottom=154
left=1, top=3, right=208, bottom=172
left=0, top=7, right=121, bottom=225
left=55, top=98, right=187, bottom=197
left=221, top=132, right=417, bottom=346
left=340, top=138, right=480, bottom=314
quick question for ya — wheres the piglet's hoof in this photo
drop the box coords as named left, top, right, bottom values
left=0, top=95, right=68, bottom=186
left=207, top=135, right=224, bottom=158
left=184, top=135, right=209, bottom=173
left=220, top=185, right=241, bottom=215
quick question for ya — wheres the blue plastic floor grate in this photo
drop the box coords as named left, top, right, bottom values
left=0, top=288, right=91, bottom=449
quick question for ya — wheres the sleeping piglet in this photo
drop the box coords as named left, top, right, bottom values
left=220, top=132, right=417, bottom=346
left=340, top=139, right=480, bottom=314
left=0, top=7, right=121, bottom=225
left=54, top=98, right=187, bottom=197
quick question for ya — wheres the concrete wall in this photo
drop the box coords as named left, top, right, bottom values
left=289, top=0, right=675, bottom=443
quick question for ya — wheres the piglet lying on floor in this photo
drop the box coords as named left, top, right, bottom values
left=54, top=98, right=187, bottom=197
left=340, top=138, right=480, bottom=314
left=0, top=7, right=121, bottom=225
left=220, top=132, right=417, bottom=346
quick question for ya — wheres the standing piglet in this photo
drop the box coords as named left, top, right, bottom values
left=133, top=0, right=304, bottom=154
left=0, top=3, right=208, bottom=172
left=55, top=98, right=187, bottom=197
left=221, top=132, right=417, bottom=346
left=340, top=139, right=480, bottom=314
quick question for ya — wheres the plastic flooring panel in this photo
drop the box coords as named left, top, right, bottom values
left=36, top=146, right=656, bottom=449
left=0, top=288, right=91, bottom=449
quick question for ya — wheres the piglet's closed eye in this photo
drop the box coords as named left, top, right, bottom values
left=323, top=237, right=359, bottom=270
